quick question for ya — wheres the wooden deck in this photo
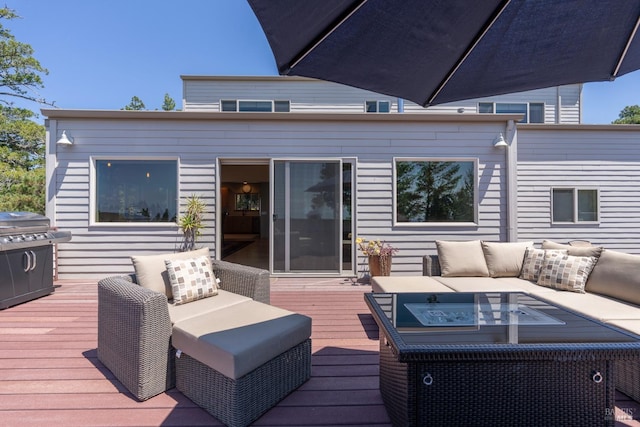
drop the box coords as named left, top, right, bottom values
left=0, top=278, right=638, bottom=426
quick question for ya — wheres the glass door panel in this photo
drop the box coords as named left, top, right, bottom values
left=272, top=160, right=341, bottom=273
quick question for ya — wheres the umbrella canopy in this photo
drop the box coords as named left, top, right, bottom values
left=248, top=0, right=640, bottom=107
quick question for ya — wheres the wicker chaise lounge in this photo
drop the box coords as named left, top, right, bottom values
left=98, top=256, right=312, bottom=427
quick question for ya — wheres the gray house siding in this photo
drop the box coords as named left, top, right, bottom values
left=45, top=111, right=514, bottom=279
left=517, top=125, right=640, bottom=253
left=182, top=76, right=581, bottom=123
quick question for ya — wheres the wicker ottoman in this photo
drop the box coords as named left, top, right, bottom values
left=172, top=300, right=312, bottom=427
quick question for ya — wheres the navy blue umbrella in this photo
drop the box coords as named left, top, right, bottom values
left=248, top=0, right=640, bottom=106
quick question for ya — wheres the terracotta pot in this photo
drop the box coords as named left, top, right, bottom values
left=368, top=255, right=392, bottom=276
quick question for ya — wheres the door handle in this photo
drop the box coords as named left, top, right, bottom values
left=23, top=251, right=37, bottom=272
left=30, top=251, right=37, bottom=271
left=23, top=251, right=31, bottom=272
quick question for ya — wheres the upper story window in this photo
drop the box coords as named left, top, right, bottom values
left=220, top=99, right=290, bottom=112
left=365, top=100, right=390, bottom=113
left=552, top=188, right=599, bottom=223
left=93, top=158, right=178, bottom=224
left=479, top=102, right=544, bottom=123
left=394, top=158, right=477, bottom=225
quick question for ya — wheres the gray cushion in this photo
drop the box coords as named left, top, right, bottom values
left=436, top=240, right=489, bottom=277
left=131, top=247, right=210, bottom=298
left=172, top=300, right=311, bottom=380
left=541, top=240, right=603, bottom=258
left=586, top=249, right=640, bottom=306
left=481, top=241, right=534, bottom=277
left=520, top=248, right=567, bottom=282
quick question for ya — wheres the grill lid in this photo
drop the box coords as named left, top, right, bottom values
left=0, top=212, right=50, bottom=229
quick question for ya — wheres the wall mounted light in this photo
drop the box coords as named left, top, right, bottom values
left=494, top=133, right=508, bottom=148
left=56, top=130, right=73, bottom=145
left=242, top=181, right=252, bottom=194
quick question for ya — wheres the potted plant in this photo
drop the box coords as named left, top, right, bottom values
left=179, top=194, right=206, bottom=252
left=356, top=237, right=399, bottom=277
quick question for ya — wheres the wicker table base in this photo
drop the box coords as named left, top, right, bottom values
left=379, top=338, right=617, bottom=427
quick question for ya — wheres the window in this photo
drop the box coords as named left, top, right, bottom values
left=478, top=102, right=545, bottom=123
left=365, top=100, right=391, bottom=113
left=395, top=158, right=477, bottom=224
left=220, top=99, right=291, bottom=112
left=94, top=159, right=178, bottom=223
left=552, top=188, right=599, bottom=223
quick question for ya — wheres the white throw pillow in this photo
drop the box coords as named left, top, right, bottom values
left=537, top=252, right=597, bottom=293
left=165, top=256, right=218, bottom=305
left=436, top=240, right=489, bottom=277
left=131, top=247, right=210, bottom=298
left=481, top=241, right=534, bottom=277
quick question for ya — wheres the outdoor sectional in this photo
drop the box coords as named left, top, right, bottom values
left=371, top=239, right=640, bottom=403
left=97, top=248, right=311, bottom=427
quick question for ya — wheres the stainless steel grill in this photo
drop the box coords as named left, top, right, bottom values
left=0, top=212, right=72, bottom=309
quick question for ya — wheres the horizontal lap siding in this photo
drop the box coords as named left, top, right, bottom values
left=51, top=117, right=508, bottom=279
left=517, top=128, right=640, bottom=253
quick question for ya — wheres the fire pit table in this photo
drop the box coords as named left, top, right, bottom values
left=365, top=292, right=640, bottom=427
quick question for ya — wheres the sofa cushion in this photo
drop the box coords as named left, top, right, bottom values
left=165, top=256, right=218, bottom=305
left=481, top=241, right=534, bottom=277
left=586, top=249, right=640, bottom=306
left=541, top=240, right=603, bottom=258
left=519, top=248, right=567, bottom=282
left=172, top=300, right=312, bottom=380
left=536, top=252, right=596, bottom=293
left=131, top=247, right=210, bottom=298
left=434, top=276, right=550, bottom=294
left=168, top=289, right=251, bottom=324
left=606, top=319, right=640, bottom=335
left=371, top=276, right=454, bottom=293
left=536, top=292, right=640, bottom=322
left=436, top=240, right=489, bottom=277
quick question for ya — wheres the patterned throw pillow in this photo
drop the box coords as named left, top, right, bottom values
left=519, top=248, right=567, bottom=282
left=537, top=252, right=597, bottom=293
left=165, top=256, right=218, bottom=305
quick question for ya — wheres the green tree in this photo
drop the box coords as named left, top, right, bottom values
left=0, top=7, right=50, bottom=106
left=162, top=93, right=176, bottom=111
left=612, top=105, right=640, bottom=124
left=0, top=105, right=45, bottom=213
left=123, top=96, right=145, bottom=110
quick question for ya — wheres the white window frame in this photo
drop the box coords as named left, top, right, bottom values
left=393, top=157, right=479, bottom=227
left=89, top=156, right=180, bottom=227
left=478, top=102, right=545, bottom=123
left=365, top=100, right=391, bottom=113
left=220, top=99, right=291, bottom=112
left=551, top=187, right=600, bottom=224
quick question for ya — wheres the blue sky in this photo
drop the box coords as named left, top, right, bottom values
left=9, top=0, right=640, bottom=123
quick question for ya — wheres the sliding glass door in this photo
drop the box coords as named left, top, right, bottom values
left=272, top=160, right=342, bottom=274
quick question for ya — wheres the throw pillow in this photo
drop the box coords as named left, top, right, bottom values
left=436, top=240, right=489, bottom=277
left=585, top=249, right=640, bottom=305
left=541, top=240, right=603, bottom=258
left=131, top=247, right=210, bottom=298
left=537, top=252, right=597, bottom=293
left=481, top=241, right=534, bottom=277
left=519, top=248, right=567, bottom=282
left=165, top=256, right=218, bottom=305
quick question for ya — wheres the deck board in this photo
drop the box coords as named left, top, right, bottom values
left=0, top=280, right=638, bottom=426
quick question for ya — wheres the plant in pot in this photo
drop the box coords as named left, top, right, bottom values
left=356, top=237, right=399, bottom=277
left=179, top=194, right=206, bottom=252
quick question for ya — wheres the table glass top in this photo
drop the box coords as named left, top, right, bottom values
left=366, top=292, right=640, bottom=346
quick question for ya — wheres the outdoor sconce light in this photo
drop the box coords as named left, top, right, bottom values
left=494, top=133, right=508, bottom=148
left=56, top=130, right=73, bottom=146
left=242, top=181, right=252, bottom=194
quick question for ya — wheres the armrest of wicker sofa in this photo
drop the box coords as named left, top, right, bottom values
left=97, top=275, right=174, bottom=401
left=211, top=259, right=271, bottom=304
left=422, top=254, right=442, bottom=276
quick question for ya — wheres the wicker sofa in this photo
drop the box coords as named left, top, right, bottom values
left=97, top=252, right=311, bottom=427
left=371, top=239, right=640, bottom=403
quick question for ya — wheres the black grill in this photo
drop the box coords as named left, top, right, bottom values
left=0, top=212, right=72, bottom=309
